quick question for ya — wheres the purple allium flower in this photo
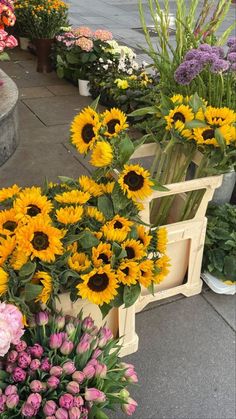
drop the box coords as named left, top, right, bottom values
left=198, top=52, right=218, bottom=65
left=230, top=62, right=236, bottom=72
left=174, top=60, right=203, bottom=85
left=228, top=44, right=236, bottom=53
left=184, top=49, right=202, bottom=61
left=211, top=46, right=225, bottom=58
left=227, top=36, right=236, bottom=47
left=199, top=43, right=212, bottom=52
left=227, top=52, right=236, bottom=63
left=211, top=59, right=230, bottom=73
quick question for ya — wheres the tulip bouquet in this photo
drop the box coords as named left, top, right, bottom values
left=0, top=310, right=138, bottom=418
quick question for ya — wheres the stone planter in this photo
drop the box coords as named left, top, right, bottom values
left=212, top=170, right=236, bottom=205
left=0, top=70, right=19, bottom=167
left=78, top=79, right=91, bottom=96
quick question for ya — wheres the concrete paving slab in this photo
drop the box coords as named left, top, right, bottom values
left=18, top=125, right=70, bottom=146
left=0, top=142, right=90, bottom=187
left=19, top=87, right=54, bottom=99
left=22, top=95, right=91, bottom=126
left=46, top=84, right=79, bottom=96
left=18, top=101, right=45, bottom=130
left=8, top=48, right=34, bottom=61
left=203, top=292, right=236, bottom=331
left=112, top=296, right=236, bottom=419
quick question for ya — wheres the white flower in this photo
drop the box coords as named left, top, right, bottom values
left=99, top=58, right=104, bottom=63
left=132, top=62, right=139, bottom=70
left=127, top=68, right=133, bottom=75
left=103, top=64, right=108, bottom=70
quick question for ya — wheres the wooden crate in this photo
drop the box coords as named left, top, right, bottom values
left=132, top=144, right=223, bottom=312
left=56, top=293, right=138, bottom=357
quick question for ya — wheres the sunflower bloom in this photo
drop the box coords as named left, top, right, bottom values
left=154, top=255, right=171, bottom=284
left=165, top=105, right=195, bottom=130
left=0, top=184, right=20, bottom=203
left=193, top=125, right=233, bottom=146
left=0, top=267, right=9, bottom=296
left=78, top=265, right=118, bottom=305
left=0, top=209, right=19, bottom=236
left=10, top=249, right=29, bottom=271
left=92, top=243, right=112, bottom=267
left=102, top=215, right=133, bottom=242
left=137, top=225, right=152, bottom=248
left=68, top=252, right=91, bottom=272
left=119, top=164, right=153, bottom=201
left=90, top=141, right=113, bottom=168
left=71, top=107, right=101, bottom=154
left=14, top=187, right=53, bottom=223
left=122, top=239, right=146, bottom=260
left=204, top=106, right=236, bottom=127
left=78, top=176, right=103, bottom=197
left=34, top=271, right=53, bottom=305
left=56, top=206, right=83, bottom=224
left=54, top=190, right=91, bottom=205
left=0, top=236, right=16, bottom=266
left=139, top=260, right=154, bottom=288
left=100, top=181, right=115, bottom=194
left=157, top=227, right=168, bottom=254
left=16, top=216, right=64, bottom=263
left=86, top=207, right=105, bottom=223
left=117, top=260, right=139, bottom=286
left=102, top=108, right=128, bottom=137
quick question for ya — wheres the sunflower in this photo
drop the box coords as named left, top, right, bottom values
left=171, top=94, right=184, bottom=104
left=86, top=207, right=105, bottom=223
left=56, top=206, right=83, bottom=224
left=165, top=105, right=195, bottom=130
left=78, top=176, right=103, bottom=197
left=122, top=239, right=146, bottom=260
left=71, top=107, right=100, bottom=154
left=173, top=120, right=193, bottom=140
left=101, top=215, right=133, bottom=242
left=102, top=108, right=128, bottom=137
left=100, top=181, right=115, bottom=194
left=68, top=252, right=91, bottom=272
left=193, top=125, right=232, bottom=146
left=16, top=216, right=64, bottom=263
left=92, top=243, right=112, bottom=267
left=14, top=187, right=53, bottom=223
left=54, top=190, right=91, bottom=205
left=117, top=260, right=139, bottom=286
left=0, top=208, right=19, bottom=236
left=136, top=225, right=152, bottom=248
left=10, top=249, right=29, bottom=271
left=77, top=265, right=118, bottom=305
left=230, top=126, right=236, bottom=143
left=90, top=141, right=113, bottom=168
left=33, top=271, right=53, bottom=305
left=157, top=227, right=168, bottom=254
left=138, top=260, right=154, bottom=288
left=0, top=184, right=20, bottom=203
left=118, top=164, right=153, bottom=201
left=0, top=267, right=9, bottom=296
left=204, top=106, right=236, bottom=127
left=154, top=255, right=171, bottom=284
left=0, top=236, right=16, bottom=266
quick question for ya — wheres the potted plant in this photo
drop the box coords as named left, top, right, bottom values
left=14, top=0, right=68, bottom=72
left=201, top=203, right=236, bottom=294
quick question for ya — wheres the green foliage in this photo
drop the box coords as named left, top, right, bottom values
left=203, top=204, right=236, bottom=282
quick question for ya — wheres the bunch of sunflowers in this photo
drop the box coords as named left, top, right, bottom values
left=0, top=107, right=170, bottom=318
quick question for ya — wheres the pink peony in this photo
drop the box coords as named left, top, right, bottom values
left=15, top=341, right=27, bottom=352
left=0, top=303, right=24, bottom=345
left=0, top=29, right=8, bottom=41
left=94, top=29, right=113, bottom=41
left=75, top=37, right=93, bottom=52
left=0, top=319, right=13, bottom=357
left=30, top=343, right=44, bottom=358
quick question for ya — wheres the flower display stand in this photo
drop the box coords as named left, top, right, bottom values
left=132, top=144, right=223, bottom=313
left=56, top=293, right=138, bottom=357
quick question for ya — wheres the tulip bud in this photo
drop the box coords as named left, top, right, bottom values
left=6, top=394, right=19, bottom=409
left=82, top=316, right=94, bottom=332
left=76, top=340, right=90, bottom=354
left=59, top=393, right=74, bottom=410
left=66, top=381, right=80, bottom=395
left=98, top=326, right=113, bottom=348
left=119, top=388, right=130, bottom=400
left=36, top=311, right=49, bottom=326
left=43, top=400, right=57, bottom=416
left=55, top=316, right=65, bottom=330
left=92, top=348, right=102, bottom=359
left=83, top=364, right=95, bottom=379
left=47, top=376, right=60, bottom=390
left=7, top=350, right=18, bottom=363
left=50, top=366, right=63, bottom=377
left=121, top=397, right=138, bottom=416
left=30, top=380, right=43, bottom=393
left=95, top=363, right=107, bottom=379
left=30, top=359, right=41, bottom=371
left=4, top=385, right=17, bottom=396
left=73, top=396, right=84, bottom=407
left=69, top=407, right=81, bottom=419
left=85, top=388, right=106, bottom=403
left=72, top=371, right=85, bottom=384
left=62, top=361, right=76, bottom=375
left=60, top=341, right=74, bottom=355
left=49, top=333, right=64, bottom=349
left=66, top=323, right=75, bottom=336
left=55, top=408, right=69, bottom=419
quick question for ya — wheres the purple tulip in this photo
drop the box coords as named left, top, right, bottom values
left=59, top=393, right=74, bottom=410
left=6, top=394, right=19, bottom=409
left=83, top=364, right=95, bottom=379
left=27, top=393, right=42, bottom=409
left=43, top=400, right=57, bottom=416
left=69, top=407, right=81, bottom=418
left=76, top=340, right=90, bottom=354
left=15, top=341, right=27, bottom=352
left=21, top=402, right=36, bottom=417
left=62, top=361, right=76, bottom=375
left=66, top=381, right=80, bottom=395
left=47, top=376, right=60, bottom=390
left=50, top=366, right=63, bottom=377
left=30, top=344, right=44, bottom=358
left=7, top=350, right=18, bottom=363
left=36, top=311, right=49, bottom=326
left=121, top=397, right=138, bottom=416
left=12, top=367, right=27, bottom=382
left=18, top=351, right=31, bottom=369
left=49, top=333, right=64, bottom=349
left=41, top=357, right=52, bottom=372
left=72, top=371, right=85, bottom=384
left=84, top=388, right=106, bottom=403
left=55, top=408, right=69, bottom=419
left=4, top=385, right=17, bottom=396
left=60, top=341, right=74, bottom=355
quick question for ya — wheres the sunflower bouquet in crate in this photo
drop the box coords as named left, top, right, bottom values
left=0, top=106, right=170, bottom=319
left=0, top=309, right=138, bottom=418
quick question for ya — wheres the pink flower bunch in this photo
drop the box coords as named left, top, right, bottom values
left=94, top=29, right=113, bottom=42
left=56, top=32, right=76, bottom=48
left=73, top=26, right=93, bottom=38
left=0, top=311, right=138, bottom=417
left=0, top=303, right=24, bottom=357
left=75, top=36, right=93, bottom=52
left=0, top=28, right=17, bottom=53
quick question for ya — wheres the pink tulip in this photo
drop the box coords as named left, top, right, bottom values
left=0, top=394, right=6, bottom=413
left=30, top=359, right=41, bottom=371
left=47, top=376, right=60, bottom=389
left=55, top=315, right=65, bottom=330
left=59, top=393, right=74, bottom=410
left=60, top=340, right=74, bottom=355
left=18, top=351, right=31, bottom=369
left=49, top=333, right=64, bottom=349
left=121, top=397, right=138, bottom=416
left=82, top=316, right=94, bottom=332
left=76, top=340, right=90, bottom=354
left=66, top=381, right=80, bottom=395
left=84, top=388, right=106, bottom=403
left=21, top=402, right=36, bottom=417
left=63, top=361, right=76, bottom=375
left=30, top=380, right=43, bottom=393
left=72, top=371, right=85, bottom=384
left=27, top=393, right=42, bottom=409
left=15, top=341, right=27, bottom=352
left=69, top=407, right=81, bottom=418
left=12, top=367, right=27, bottom=382
left=73, top=396, right=84, bottom=407
left=92, top=348, right=102, bottom=359
left=41, top=357, right=51, bottom=371
left=50, top=366, right=63, bottom=377
left=30, top=344, right=44, bottom=358
left=83, top=364, right=95, bottom=379
left=6, top=393, right=19, bottom=409
left=66, top=323, right=75, bottom=335
left=43, top=400, right=57, bottom=416
left=36, top=311, right=49, bottom=326
left=98, top=326, right=113, bottom=348
left=55, top=408, right=68, bottom=419
left=7, top=350, right=18, bottom=363
left=4, top=385, right=17, bottom=396
left=95, top=363, right=107, bottom=379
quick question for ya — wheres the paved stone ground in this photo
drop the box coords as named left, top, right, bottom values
left=0, top=1, right=236, bottom=417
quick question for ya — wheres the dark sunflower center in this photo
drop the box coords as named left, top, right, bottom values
left=107, top=118, right=120, bottom=134
left=98, top=253, right=109, bottom=264
left=173, top=112, right=185, bottom=123
left=123, top=171, right=144, bottom=191
left=3, top=220, right=17, bottom=232
left=202, top=129, right=215, bottom=140
left=88, top=273, right=109, bottom=292
left=140, top=270, right=145, bottom=276
left=31, top=231, right=49, bottom=250
left=81, top=124, right=95, bottom=143
left=122, top=267, right=129, bottom=275
left=27, top=204, right=41, bottom=217
left=114, top=221, right=123, bottom=229
left=125, top=246, right=135, bottom=259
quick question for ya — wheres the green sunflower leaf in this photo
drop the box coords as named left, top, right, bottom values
left=123, top=283, right=141, bottom=308
left=185, top=120, right=207, bottom=129
left=215, top=128, right=226, bottom=151
left=110, top=285, right=124, bottom=307
left=24, top=284, right=42, bottom=302
left=98, top=195, right=114, bottom=219
left=19, top=262, right=37, bottom=278
left=118, top=136, right=135, bottom=165
left=77, top=231, right=99, bottom=249
left=151, top=180, right=169, bottom=191
left=100, top=303, right=112, bottom=319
